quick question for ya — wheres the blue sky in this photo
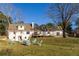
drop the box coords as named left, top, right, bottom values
left=0, top=3, right=52, bottom=25
left=11, top=3, right=52, bottom=25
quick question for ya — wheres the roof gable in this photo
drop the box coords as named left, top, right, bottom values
left=8, top=24, right=32, bottom=31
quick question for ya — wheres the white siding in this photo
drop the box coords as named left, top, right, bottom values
left=39, top=31, right=44, bottom=36
left=8, top=31, right=16, bottom=41
left=53, top=31, right=63, bottom=37
left=8, top=31, right=34, bottom=41
left=8, top=30, right=63, bottom=42
left=37, top=31, right=63, bottom=37
left=44, top=32, right=50, bottom=36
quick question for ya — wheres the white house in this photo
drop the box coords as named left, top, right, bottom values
left=8, top=22, right=63, bottom=42
left=8, top=23, right=34, bottom=42
left=33, top=26, right=63, bottom=37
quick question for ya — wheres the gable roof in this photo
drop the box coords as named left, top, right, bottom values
left=8, top=24, right=32, bottom=31
left=34, top=25, right=62, bottom=31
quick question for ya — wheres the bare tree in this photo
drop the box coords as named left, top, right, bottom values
left=76, top=18, right=79, bottom=28
left=48, top=3, right=79, bottom=38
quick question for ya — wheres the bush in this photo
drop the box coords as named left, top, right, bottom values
left=32, top=38, right=43, bottom=46
left=8, top=39, right=15, bottom=45
left=22, top=39, right=31, bottom=46
left=37, top=40, right=43, bottom=46
left=32, top=38, right=37, bottom=45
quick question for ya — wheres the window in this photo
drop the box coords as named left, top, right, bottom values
left=19, top=36, right=22, bottom=40
left=26, top=31, right=30, bottom=34
left=25, top=37, right=26, bottom=39
left=34, top=32, right=38, bottom=35
left=14, top=32, right=15, bottom=34
left=13, top=37, right=15, bottom=39
left=47, top=32, right=50, bottom=34
left=16, top=26, right=18, bottom=30
left=56, top=32, right=60, bottom=36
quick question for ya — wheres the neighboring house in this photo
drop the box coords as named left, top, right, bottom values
left=8, top=23, right=34, bottom=42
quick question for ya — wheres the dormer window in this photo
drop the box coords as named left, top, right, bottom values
left=20, top=26, right=22, bottom=28
left=17, top=25, right=24, bottom=30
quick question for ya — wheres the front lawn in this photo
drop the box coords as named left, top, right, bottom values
left=0, top=37, right=79, bottom=56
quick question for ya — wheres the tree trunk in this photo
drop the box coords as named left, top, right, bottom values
left=62, top=22, right=66, bottom=38
left=63, top=28, right=66, bottom=38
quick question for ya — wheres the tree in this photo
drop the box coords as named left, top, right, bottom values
left=45, top=23, right=55, bottom=31
left=39, top=23, right=55, bottom=31
left=40, top=24, right=46, bottom=31
left=0, top=11, right=12, bottom=35
left=46, top=23, right=54, bottom=28
left=0, top=24, right=6, bottom=35
left=7, top=16, right=13, bottom=24
left=15, top=20, right=24, bottom=24
left=76, top=18, right=79, bottom=28
left=66, top=22, right=72, bottom=34
left=48, top=3, right=79, bottom=38
left=34, top=23, right=40, bottom=30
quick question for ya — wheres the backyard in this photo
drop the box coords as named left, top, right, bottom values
left=0, top=37, right=79, bottom=56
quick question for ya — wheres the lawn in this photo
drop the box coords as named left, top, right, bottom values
left=0, top=37, right=79, bottom=56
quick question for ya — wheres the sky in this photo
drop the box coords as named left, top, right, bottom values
left=0, top=3, right=52, bottom=25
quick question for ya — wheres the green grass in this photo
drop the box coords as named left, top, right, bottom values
left=0, top=37, right=79, bottom=56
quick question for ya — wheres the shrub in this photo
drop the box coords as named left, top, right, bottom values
left=22, top=39, right=31, bottom=46
left=32, top=38, right=37, bottom=45
left=37, top=40, right=43, bottom=46
left=32, top=38, right=43, bottom=46
left=8, top=39, right=15, bottom=45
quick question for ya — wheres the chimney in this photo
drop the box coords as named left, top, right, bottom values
left=32, top=22, right=34, bottom=29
